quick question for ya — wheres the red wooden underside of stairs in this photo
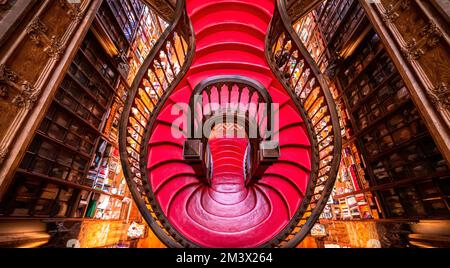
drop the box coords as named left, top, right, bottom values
left=147, top=0, right=312, bottom=247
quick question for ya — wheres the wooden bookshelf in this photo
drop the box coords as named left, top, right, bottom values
left=0, top=0, right=165, bottom=225
left=337, top=30, right=450, bottom=220
left=299, top=0, right=450, bottom=222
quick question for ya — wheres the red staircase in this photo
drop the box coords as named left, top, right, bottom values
left=120, top=0, right=341, bottom=248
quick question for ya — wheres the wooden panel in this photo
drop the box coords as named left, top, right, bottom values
left=0, top=99, right=20, bottom=139
left=7, top=33, right=48, bottom=83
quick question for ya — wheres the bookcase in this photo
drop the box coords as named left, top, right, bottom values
left=0, top=0, right=165, bottom=223
left=298, top=0, right=450, bottom=221
left=316, top=0, right=354, bottom=43
left=106, top=0, right=143, bottom=43
left=336, top=29, right=450, bottom=219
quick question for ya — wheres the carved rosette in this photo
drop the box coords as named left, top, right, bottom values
left=68, top=6, right=85, bottom=22
left=26, top=17, right=66, bottom=60
left=0, top=85, right=6, bottom=97
left=402, top=39, right=424, bottom=61
left=0, top=63, right=38, bottom=108
left=58, top=0, right=85, bottom=22
left=427, top=83, right=450, bottom=112
left=12, top=81, right=40, bottom=108
left=44, top=36, right=66, bottom=60
left=382, top=0, right=410, bottom=23
left=419, top=22, right=443, bottom=49
left=382, top=5, right=399, bottom=23
left=0, top=63, right=18, bottom=99
left=26, top=17, right=48, bottom=46
left=0, top=146, right=8, bottom=165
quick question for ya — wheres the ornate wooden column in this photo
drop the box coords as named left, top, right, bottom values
left=0, top=0, right=102, bottom=198
left=359, top=0, right=450, bottom=163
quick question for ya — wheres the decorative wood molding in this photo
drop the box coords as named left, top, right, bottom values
left=0, top=63, right=39, bottom=109
left=381, top=0, right=410, bottom=23
left=0, top=63, right=17, bottom=99
left=59, top=0, right=85, bottom=23
left=428, top=82, right=450, bottom=111
left=359, top=0, right=450, bottom=163
left=26, top=17, right=48, bottom=45
left=0, top=0, right=102, bottom=198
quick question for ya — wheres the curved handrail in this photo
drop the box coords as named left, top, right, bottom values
left=119, top=0, right=196, bottom=248
left=184, top=75, right=278, bottom=187
left=188, top=75, right=274, bottom=139
left=265, top=0, right=342, bottom=247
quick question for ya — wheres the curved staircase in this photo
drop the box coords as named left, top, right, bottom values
left=120, top=0, right=341, bottom=248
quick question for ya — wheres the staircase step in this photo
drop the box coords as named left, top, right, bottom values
left=190, top=61, right=271, bottom=75
left=207, top=188, right=249, bottom=205
left=274, top=124, right=311, bottom=147
left=196, top=23, right=265, bottom=51
left=265, top=162, right=309, bottom=193
left=155, top=175, right=200, bottom=212
left=196, top=42, right=266, bottom=67
left=148, top=143, right=184, bottom=168
left=188, top=0, right=275, bottom=16
left=149, top=161, right=196, bottom=191
left=150, top=123, right=186, bottom=146
left=187, top=189, right=269, bottom=231
left=200, top=187, right=256, bottom=216
left=278, top=146, right=312, bottom=172
left=189, top=1, right=271, bottom=33
left=187, top=71, right=273, bottom=90
left=168, top=85, right=192, bottom=106
left=256, top=180, right=301, bottom=218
